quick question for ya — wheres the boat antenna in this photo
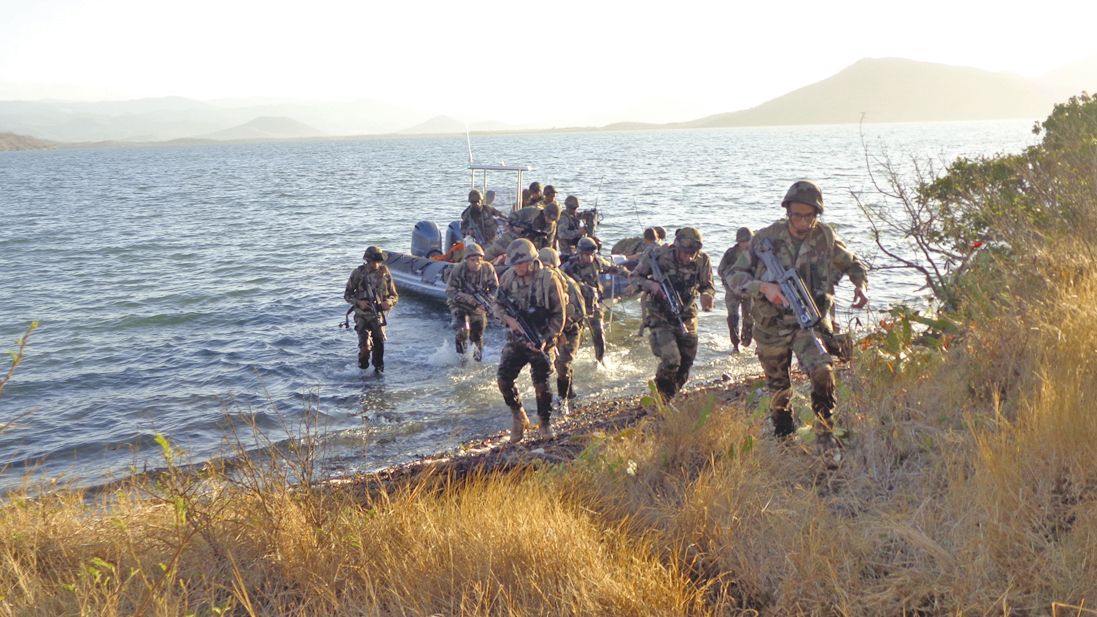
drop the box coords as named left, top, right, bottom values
left=593, top=175, right=606, bottom=210
left=465, top=122, right=474, bottom=166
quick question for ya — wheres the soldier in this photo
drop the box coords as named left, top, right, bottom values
left=446, top=242, right=499, bottom=361
left=727, top=180, right=868, bottom=454
left=718, top=227, right=755, bottom=353
left=563, top=237, right=630, bottom=364
left=344, top=246, right=399, bottom=374
left=629, top=227, right=715, bottom=399
left=509, top=199, right=560, bottom=250
left=527, top=181, right=543, bottom=206
left=556, top=195, right=586, bottom=256
left=540, top=247, right=587, bottom=416
left=495, top=239, right=566, bottom=442
left=618, top=227, right=666, bottom=268
left=460, top=189, right=504, bottom=246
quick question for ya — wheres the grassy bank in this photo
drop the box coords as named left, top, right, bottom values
left=2, top=96, right=1095, bottom=616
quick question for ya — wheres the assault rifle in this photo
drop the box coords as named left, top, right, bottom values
left=507, top=217, right=548, bottom=240
left=496, top=289, right=545, bottom=351
left=468, top=289, right=496, bottom=314
left=756, top=237, right=824, bottom=354
left=341, top=281, right=389, bottom=339
left=648, top=255, right=687, bottom=335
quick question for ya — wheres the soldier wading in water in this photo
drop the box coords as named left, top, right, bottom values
left=445, top=242, right=499, bottom=361
left=630, top=227, right=715, bottom=400
left=344, top=246, right=399, bottom=374
left=494, top=239, right=565, bottom=442
left=539, top=247, right=587, bottom=417
left=727, top=180, right=868, bottom=459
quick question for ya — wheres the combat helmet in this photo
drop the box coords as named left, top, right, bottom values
left=564, top=195, right=580, bottom=209
left=507, top=238, right=538, bottom=265
left=736, top=227, right=753, bottom=242
left=577, top=237, right=598, bottom=253
left=363, top=246, right=386, bottom=262
left=538, top=247, right=560, bottom=267
left=674, top=227, right=703, bottom=251
left=463, top=242, right=484, bottom=259
left=468, top=189, right=483, bottom=204
left=782, top=180, right=824, bottom=213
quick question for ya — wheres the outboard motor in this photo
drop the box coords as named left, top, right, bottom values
left=444, top=220, right=463, bottom=253
left=411, top=221, right=442, bottom=258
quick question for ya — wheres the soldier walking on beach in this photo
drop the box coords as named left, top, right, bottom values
left=540, top=247, right=587, bottom=416
left=718, top=227, right=755, bottom=353
left=629, top=227, right=715, bottom=399
left=495, top=239, right=565, bottom=442
left=446, top=242, right=499, bottom=361
left=344, top=246, right=399, bottom=374
left=563, top=237, right=630, bottom=364
left=461, top=189, right=504, bottom=246
left=726, top=180, right=868, bottom=454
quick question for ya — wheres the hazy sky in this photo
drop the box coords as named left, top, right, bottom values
left=1, top=0, right=1094, bottom=125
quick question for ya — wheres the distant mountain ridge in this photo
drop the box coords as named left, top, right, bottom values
left=674, top=58, right=1086, bottom=129
left=1, top=56, right=1094, bottom=144
left=198, top=116, right=324, bottom=141
left=0, top=131, right=54, bottom=151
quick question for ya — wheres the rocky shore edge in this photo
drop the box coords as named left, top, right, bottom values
left=326, top=371, right=766, bottom=498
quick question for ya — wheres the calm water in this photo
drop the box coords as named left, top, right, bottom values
left=0, top=122, right=1036, bottom=492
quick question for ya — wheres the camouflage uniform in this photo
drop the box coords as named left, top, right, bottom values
left=629, top=236, right=715, bottom=399
left=460, top=202, right=505, bottom=246
left=495, top=255, right=566, bottom=431
left=563, top=245, right=629, bottom=363
left=556, top=205, right=585, bottom=255
left=548, top=259, right=588, bottom=405
left=510, top=204, right=558, bottom=250
left=610, top=236, right=645, bottom=257
left=445, top=254, right=499, bottom=358
left=717, top=234, right=754, bottom=349
left=727, top=205, right=868, bottom=437
left=344, top=259, right=399, bottom=371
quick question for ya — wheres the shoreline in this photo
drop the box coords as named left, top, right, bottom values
left=326, top=370, right=766, bottom=498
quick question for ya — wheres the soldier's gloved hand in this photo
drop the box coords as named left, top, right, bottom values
left=380, top=301, right=391, bottom=311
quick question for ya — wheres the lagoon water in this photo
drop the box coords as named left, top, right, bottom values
left=0, top=121, right=1037, bottom=492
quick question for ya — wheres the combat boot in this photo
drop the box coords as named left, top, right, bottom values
left=472, top=342, right=484, bottom=362
left=509, top=407, right=530, bottom=443
left=771, top=409, right=796, bottom=440
left=538, top=415, right=555, bottom=439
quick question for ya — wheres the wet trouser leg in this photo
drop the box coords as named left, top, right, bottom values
left=649, top=326, right=697, bottom=399
left=469, top=310, right=487, bottom=349
left=756, top=326, right=835, bottom=437
left=554, top=325, right=581, bottom=400
left=451, top=309, right=470, bottom=354
left=355, top=315, right=385, bottom=370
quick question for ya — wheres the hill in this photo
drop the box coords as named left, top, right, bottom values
left=681, top=57, right=1064, bottom=128
left=198, top=116, right=325, bottom=141
left=0, top=131, right=54, bottom=151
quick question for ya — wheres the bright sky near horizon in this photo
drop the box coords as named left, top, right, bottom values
left=1, top=0, right=1095, bottom=125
